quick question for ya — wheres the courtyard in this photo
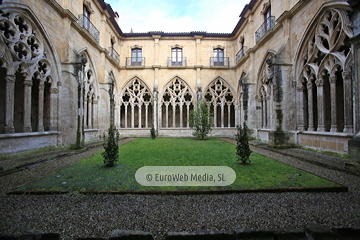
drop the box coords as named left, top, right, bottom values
left=0, top=138, right=359, bottom=239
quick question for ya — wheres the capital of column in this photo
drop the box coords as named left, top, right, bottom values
left=50, top=88, right=59, bottom=94
left=329, top=75, right=337, bottom=83
left=24, top=80, right=33, bottom=87
left=342, top=71, right=352, bottom=80
left=39, top=83, right=45, bottom=91
left=306, top=82, right=314, bottom=90
left=315, top=79, right=324, bottom=87
left=297, top=86, right=305, bottom=92
left=5, top=75, right=15, bottom=83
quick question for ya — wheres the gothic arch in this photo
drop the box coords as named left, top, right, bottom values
left=204, top=76, right=236, bottom=128
left=0, top=3, right=61, bottom=134
left=256, top=51, right=275, bottom=129
left=77, top=49, right=99, bottom=129
left=120, top=76, right=153, bottom=128
left=160, top=76, right=195, bottom=128
left=295, top=5, right=353, bottom=133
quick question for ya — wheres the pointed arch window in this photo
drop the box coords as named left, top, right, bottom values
left=160, top=77, right=194, bottom=128
left=204, top=78, right=235, bottom=128
left=120, top=78, right=153, bottom=128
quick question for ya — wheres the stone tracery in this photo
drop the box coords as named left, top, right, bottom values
left=204, top=77, right=235, bottom=128
left=120, top=77, right=153, bottom=128
left=0, top=11, right=58, bottom=134
left=160, top=77, right=194, bottom=128
left=297, top=8, right=353, bottom=133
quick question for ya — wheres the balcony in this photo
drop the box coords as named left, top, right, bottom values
left=255, top=16, right=275, bottom=43
left=236, top=47, right=247, bottom=64
left=126, top=57, right=145, bottom=67
left=78, top=15, right=100, bottom=42
left=210, top=57, right=229, bottom=67
left=167, top=57, right=187, bottom=67
left=109, top=47, right=120, bottom=64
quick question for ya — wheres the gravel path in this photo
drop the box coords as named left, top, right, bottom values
left=0, top=138, right=360, bottom=239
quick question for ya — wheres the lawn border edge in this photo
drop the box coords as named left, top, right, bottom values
left=7, top=185, right=348, bottom=195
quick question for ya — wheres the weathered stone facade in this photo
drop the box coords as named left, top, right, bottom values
left=0, top=0, right=358, bottom=154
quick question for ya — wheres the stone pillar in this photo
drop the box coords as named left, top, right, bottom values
left=307, top=81, right=315, bottom=131
left=49, top=87, right=59, bottom=131
left=186, top=104, right=190, bottom=128
left=165, top=103, right=169, bottom=128
left=329, top=75, right=338, bottom=132
left=84, top=96, right=88, bottom=128
left=180, top=104, right=183, bottom=128
left=342, top=71, right=354, bottom=133
left=172, top=104, right=176, bottom=127
left=37, top=83, right=45, bottom=132
left=4, top=75, right=15, bottom=133
left=124, top=104, right=128, bottom=128
left=296, top=86, right=306, bottom=131
left=93, top=99, right=98, bottom=129
left=315, top=78, right=326, bottom=131
left=221, top=101, right=224, bottom=128
left=22, top=79, right=32, bottom=132
left=145, top=104, right=149, bottom=128
left=228, top=104, right=231, bottom=127
left=131, top=104, right=134, bottom=128
left=138, top=104, right=142, bottom=128
left=213, top=104, right=217, bottom=127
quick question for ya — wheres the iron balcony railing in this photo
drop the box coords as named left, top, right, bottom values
left=210, top=57, right=229, bottom=67
left=255, top=16, right=275, bottom=43
left=78, top=14, right=100, bottom=42
left=126, top=57, right=146, bottom=67
left=236, top=47, right=247, bottom=64
left=109, top=47, right=120, bottom=64
left=167, top=57, right=187, bottom=67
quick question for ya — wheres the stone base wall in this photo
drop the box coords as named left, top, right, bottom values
left=297, top=132, right=353, bottom=152
left=0, top=132, right=58, bottom=154
left=84, top=129, right=100, bottom=142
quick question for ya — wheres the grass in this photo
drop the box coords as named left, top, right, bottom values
left=16, top=138, right=341, bottom=193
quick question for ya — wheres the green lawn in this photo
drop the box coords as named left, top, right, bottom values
left=16, top=138, right=341, bottom=193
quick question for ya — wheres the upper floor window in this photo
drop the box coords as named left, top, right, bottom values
left=83, top=5, right=91, bottom=31
left=131, top=48, right=142, bottom=66
left=213, top=48, right=224, bottom=66
left=264, top=6, right=272, bottom=32
left=171, top=48, right=183, bottom=66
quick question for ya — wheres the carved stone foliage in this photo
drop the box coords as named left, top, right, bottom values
left=161, top=77, right=193, bottom=106
left=299, top=8, right=353, bottom=83
left=0, top=11, right=54, bottom=84
left=121, top=77, right=153, bottom=106
left=204, top=77, right=234, bottom=106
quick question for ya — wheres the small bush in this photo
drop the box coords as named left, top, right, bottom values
left=235, top=122, right=252, bottom=164
left=150, top=126, right=156, bottom=139
left=189, top=101, right=213, bottom=140
left=102, top=125, right=120, bottom=167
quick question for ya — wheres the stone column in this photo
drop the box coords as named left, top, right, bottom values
left=228, top=104, right=231, bottom=127
left=124, top=104, right=128, bottom=128
left=180, top=104, right=183, bottom=128
left=88, top=98, right=93, bottom=128
left=329, top=75, right=338, bottom=132
left=84, top=96, right=88, bottom=128
left=49, top=87, right=59, bottom=131
left=4, top=75, right=15, bottom=133
left=23, top=79, right=32, bottom=132
left=165, top=103, right=169, bottom=128
left=131, top=104, right=134, bottom=128
left=93, top=99, right=98, bottom=129
left=315, top=78, right=326, bottom=131
left=221, top=101, right=224, bottom=128
left=213, top=104, right=217, bottom=127
left=37, top=83, right=45, bottom=132
left=186, top=104, right=190, bottom=128
left=145, top=104, right=149, bottom=128
left=172, top=104, right=176, bottom=127
left=307, top=81, right=315, bottom=131
left=296, top=86, right=306, bottom=131
left=138, top=104, right=142, bottom=128
left=342, top=71, right=354, bottom=133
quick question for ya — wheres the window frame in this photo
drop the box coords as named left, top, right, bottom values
left=131, top=48, right=142, bottom=66
left=213, top=48, right=224, bottom=66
